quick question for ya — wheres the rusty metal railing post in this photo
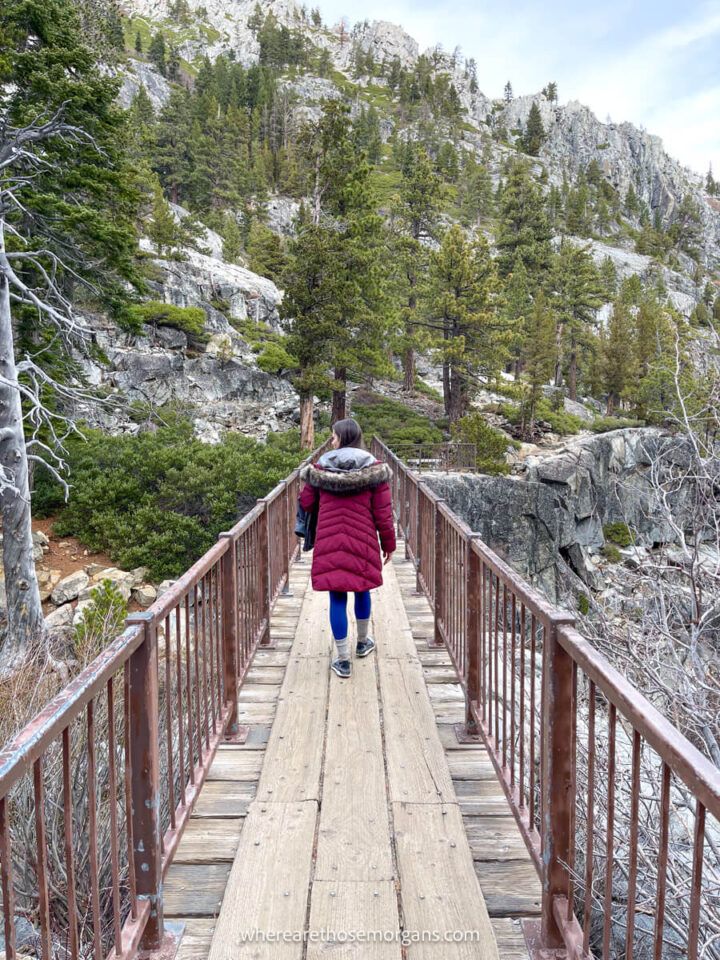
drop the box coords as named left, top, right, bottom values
left=431, top=498, right=446, bottom=648
left=414, top=487, right=423, bottom=595
left=219, top=533, right=239, bottom=736
left=258, top=498, right=272, bottom=645
left=540, top=613, right=576, bottom=948
left=280, top=480, right=293, bottom=596
left=125, top=612, right=163, bottom=950
left=464, top=536, right=483, bottom=735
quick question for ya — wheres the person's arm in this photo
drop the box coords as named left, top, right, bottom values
left=371, top=480, right=396, bottom=562
left=299, top=481, right=318, bottom=513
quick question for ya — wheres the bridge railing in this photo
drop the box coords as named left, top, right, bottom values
left=372, top=436, right=720, bottom=960
left=0, top=438, right=329, bottom=960
left=391, top=442, right=477, bottom=472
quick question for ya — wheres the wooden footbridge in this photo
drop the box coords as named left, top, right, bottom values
left=0, top=439, right=717, bottom=960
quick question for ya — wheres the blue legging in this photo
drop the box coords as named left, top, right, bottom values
left=329, top=590, right=371, bottom=640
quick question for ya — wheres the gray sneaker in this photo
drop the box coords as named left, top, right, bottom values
left=331, top=658, right=352, bottom=678
left=355, top=637, right=376, bottom=658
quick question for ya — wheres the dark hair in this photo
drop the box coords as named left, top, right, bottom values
left=332, top=417, right=364, bottom=449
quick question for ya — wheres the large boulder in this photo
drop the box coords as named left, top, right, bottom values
left=51, top=570, right=89, bottom=605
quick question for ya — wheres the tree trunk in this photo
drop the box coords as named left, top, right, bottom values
left=312, top=152, right=322, bottom=227
left=447, top=369, right=466, bottom=424
left=299, top=392, right=315, bottom=450
left=568, top=348, right=578, bottom=401
left=402, top=282, right=417, bottom=393
left=0, top=226, right=44, bottom=668
left=331, top=366, right=346, bottom=424
left=554, top=322, right=564, bottom=387
left=442, top=360, right=451, bottom=417
left=402, top=346, right=415, bottom=392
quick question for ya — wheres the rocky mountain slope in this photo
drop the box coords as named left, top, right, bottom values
left=95, top=0, right=720, bottom=441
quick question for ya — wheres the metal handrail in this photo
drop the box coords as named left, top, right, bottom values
left=371, top=435, right=720, bottom=960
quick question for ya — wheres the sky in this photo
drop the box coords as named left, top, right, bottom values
left=313, top=0, right=720, bottom=179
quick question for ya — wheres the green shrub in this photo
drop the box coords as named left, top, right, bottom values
left=33, top=417, right=305, bottom=580
left=451, top=412, right=510, bottom=475
left=353, top=393, right=444, bottom=447
left=600, top=544, right=622, bottom=563
left=591, top=416, right=645, bottom=433
left=577, top=593, right=590, bottom=615
left=128, top=301, right=206, bottom=335
left=74, top=581, right=128, bottom=661
left=603, top=522, right=634, bottom=547
left=500, top=398, right=584, bottom=436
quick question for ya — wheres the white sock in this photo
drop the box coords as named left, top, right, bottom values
left=335, top=636, right=350, bottom=661
left=357, top=618, right=370, bottom=644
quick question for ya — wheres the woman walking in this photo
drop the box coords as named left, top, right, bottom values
left=298, top=418, right=396, bottom=677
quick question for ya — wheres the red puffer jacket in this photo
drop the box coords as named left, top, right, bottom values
left=298, top=456, right=396, bottom=592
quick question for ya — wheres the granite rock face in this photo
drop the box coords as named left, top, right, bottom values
left=423, top=429, right=696, bottom=599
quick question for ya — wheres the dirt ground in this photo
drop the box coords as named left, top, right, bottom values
left=33, top=516, right=114, bottom=581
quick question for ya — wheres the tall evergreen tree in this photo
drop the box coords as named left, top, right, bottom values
left=496, top=159, right=552, bottom=280
left=520, top=290, right=557, bottom=436
left=392, top=143, right=444, bottom=391
left=550, top=242, right=604, bottom=399
left=522, top=102, right=546, bottom=156
left=427, top=225, right=504, bottom=422
left=602, top=299, right=637, bottom=413
left=285, top=103, right=387, bottom=445
left=148, top=31, right=167, bottom=75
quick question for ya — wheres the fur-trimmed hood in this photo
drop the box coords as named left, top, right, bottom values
left=300, top=459, right=391, bottom=494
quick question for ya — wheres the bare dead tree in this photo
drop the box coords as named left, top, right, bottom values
left=0, top=105, right=105, bottom=669
left=562, top=327, right=720, bottom=957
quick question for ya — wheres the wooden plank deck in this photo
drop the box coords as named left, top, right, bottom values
left=167, top=545, right=536, bottom=960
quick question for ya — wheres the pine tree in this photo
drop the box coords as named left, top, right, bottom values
left=504, top=81, right=513, bottom=102
left=502, top=254, right=532, bottom=376
left=551, top=241, right=604, bottom=399
left=147, top=180, right=180, bottom=256
left=246, top=221, right=287, bottom=283
left=135, top=30, right=143, bottom=54
left=286, top=103, right=387, bottom=444
left=221, top=215, right=243, bottom=264
left=427, top=225, right=504, bottom=422
left=392, top=143, right=445, bottom=391
left=706, top=164, right=717, bottom=196
left=624, top=184, right=639, bottom=217
left=166, top=43, right=181, bottom=82
left=496, top=159, right=552, bottom=280
left=148, top=31, right=167, bottom=75
left=602, top=299, right=637, bottom=413
left=599, top=256, right=618, bottom=299
left=520, top=290, right=557, bottom=436
left=523, top=102, right=546, bottom=156
left=153, top=88, right=194, bottom=204
left=457, top=155, right=493, bottom=227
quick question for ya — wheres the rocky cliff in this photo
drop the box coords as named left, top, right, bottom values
left=423, top=428, right=698, bottom=599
